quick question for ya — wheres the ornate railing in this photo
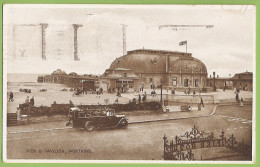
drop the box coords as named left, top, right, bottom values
left=163, top=125, right=251, bottom=160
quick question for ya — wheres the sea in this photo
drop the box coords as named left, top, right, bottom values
left=7, top=73, right=42, bottom=83
left=6, top=73, right=69, bottom=93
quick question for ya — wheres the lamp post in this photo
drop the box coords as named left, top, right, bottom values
left=160, top=78, right=163, bottom=104
left=213, top=71, right=216, bottom=91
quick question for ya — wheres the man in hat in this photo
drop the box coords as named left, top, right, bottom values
left=8, top=91, right=14, bottom=102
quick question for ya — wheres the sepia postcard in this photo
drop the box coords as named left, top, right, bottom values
left=2, top=4, right=256, bottom=163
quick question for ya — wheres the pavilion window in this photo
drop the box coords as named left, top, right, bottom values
left=172, top=77, right=177, bottom=86
left=184, top=78, right=189, bottom=87
left=195, top=79, right=199, bottom=87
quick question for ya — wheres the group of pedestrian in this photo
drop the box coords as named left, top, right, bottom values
left=150, top=82, right=155, bottom=90
left=25, top=96, right=35, bottom=108
left=185, top=87, right=191, bottom=95
left=151, top=89, right=156, bottom=97
left=96, top=88, right=104, bottom=98
left=138, top=92, right=147, bottom=103
left=187, top=96, right=204, bottom=112
left=235, top=89, right=244, bottom=106
left=139, top=84, right=144, bottom=92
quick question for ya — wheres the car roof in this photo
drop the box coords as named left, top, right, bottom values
left=70, top=107, right=80, bottom=111
left=71, top=107, right=115, bottom=112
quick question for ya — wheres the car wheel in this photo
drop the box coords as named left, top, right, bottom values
left=85, top=122, right=94, bottom=131
left=119, top=120, right=128, bottom=128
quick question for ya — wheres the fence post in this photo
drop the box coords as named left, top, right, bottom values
left=231, top=134, right=234, bottom=150
left=220, top=129, right=225, bottom=146
left=163, top=134, right=167, bottom=159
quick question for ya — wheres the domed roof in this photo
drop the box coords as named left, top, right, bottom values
left=109, top=49, right=207, bottom=74
left=51, top=69, right=67, bottom=75
left=170, top=58, right=207, bottom=74
left=69, top=72, right=78, bottom=76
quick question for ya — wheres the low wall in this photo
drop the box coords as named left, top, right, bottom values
left=19, top=103, right=74, bottom=116
left=19, top=101, right=163, bottom=116
left=79, top=101, right=162, bottom=112
left=145, top=94, right=215, bottom=104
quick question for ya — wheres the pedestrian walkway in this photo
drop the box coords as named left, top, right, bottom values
left=128, top=105, right=213, bottom=123
left=7, top=104, right=214, bottom=134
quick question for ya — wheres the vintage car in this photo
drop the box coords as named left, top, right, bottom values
left=66, top=107, right=128, bottom=131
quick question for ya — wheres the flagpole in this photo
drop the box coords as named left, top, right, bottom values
left=186, top=41, right=187, bottom=53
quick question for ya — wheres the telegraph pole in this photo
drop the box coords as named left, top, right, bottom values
left=121, top=24, right=128, bottom=55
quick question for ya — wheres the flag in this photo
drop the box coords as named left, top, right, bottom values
left=179, top=41, right=187, bottom=46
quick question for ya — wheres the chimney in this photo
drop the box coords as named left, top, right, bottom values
left=217, top=75, right=219, bottom=78
left=166, top=54, right=170, bottom=73
left=210, top=75, right=211, bottom=78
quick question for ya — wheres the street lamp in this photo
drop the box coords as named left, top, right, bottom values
left=213, top=71, right=216, bottom=91
left=160, top=78, right=163, bottom=104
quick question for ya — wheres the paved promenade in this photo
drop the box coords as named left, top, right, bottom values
left=7, top=82, right=253, bottom=114
left=7, top=104, right=214, bottom=133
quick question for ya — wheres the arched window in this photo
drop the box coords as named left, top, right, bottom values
left=184, top=78, right=189, bottom=87
left=195, top=79, right=199, bottom=87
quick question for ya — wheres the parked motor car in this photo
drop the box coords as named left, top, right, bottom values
left=66, top=107, right=128, bottom=131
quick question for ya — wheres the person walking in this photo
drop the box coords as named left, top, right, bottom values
left=239, top=97, right=244, bottom=107
left=138, top=94, right=141, bottom=103
left=142, top=94, right=146, bottom=102
left=235, top=92, right=239, bottom=102
left=193, top=90, right=196, bottom=97
left=8, top=91, right=14, bottom=102
left=171, top=89, right=175, bottom=95
left=200, top=97, right=204, bottom=107
left=25, top=96, right=30, bottom=108
left=96, top=90, right=100, bottom=98
left=30, top=96, right=35, bottom=106
left=188, top=87, right=191, bottom=95
left=115, top=96, right=119, bottom=104
left=188, top=104, right=192, bottom=112
left=121, top=84, right=124, bottom=93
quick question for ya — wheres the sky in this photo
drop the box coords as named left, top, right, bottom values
left=3, top=5, right=255, bottom=77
